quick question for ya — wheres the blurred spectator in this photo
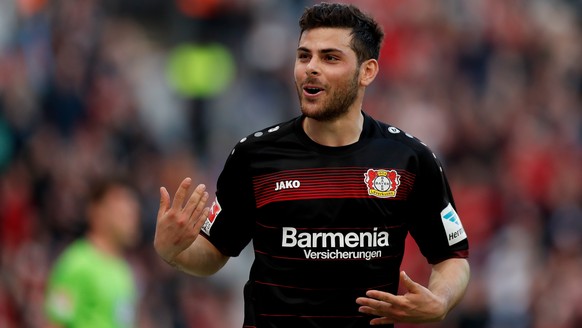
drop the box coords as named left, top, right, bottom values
left=44, top=177, right=141, bottom=327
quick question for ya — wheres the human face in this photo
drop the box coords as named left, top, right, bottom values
left=295, top=28, right=362, bottom=122
left=100, top=186, right=141, bottom=249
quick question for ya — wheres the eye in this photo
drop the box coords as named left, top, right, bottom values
left=325, top=55, right=339, bottom=62
left=297, top=52, right=310, bottom=61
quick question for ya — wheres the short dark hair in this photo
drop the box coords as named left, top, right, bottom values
left=299, top=2, right=384, bottom=64
left=87, top=176, right=134, bottom=206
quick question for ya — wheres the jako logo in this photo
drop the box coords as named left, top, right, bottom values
left=275, top=180, right=300, bottom=191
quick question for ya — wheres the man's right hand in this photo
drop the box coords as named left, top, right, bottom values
left=153, top=177, right=210, bottom=266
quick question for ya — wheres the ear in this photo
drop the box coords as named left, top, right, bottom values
left=359, top=59, right=379, bottom=87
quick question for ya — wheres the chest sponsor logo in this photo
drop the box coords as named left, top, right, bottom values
left=364, top=169, right=401, bottom=198
left=441, top=203, right=467, bottom=246
left=201, top=197, right=222, bottom=236
left=281, top=227, right=389, bottom=260
left=274, top=180, right=300, bottom=191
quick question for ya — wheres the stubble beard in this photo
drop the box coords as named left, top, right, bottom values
left=297, top=71, right=360, bottom=122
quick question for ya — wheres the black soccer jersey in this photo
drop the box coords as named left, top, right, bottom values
left=200, top=112, right=469, bottom=328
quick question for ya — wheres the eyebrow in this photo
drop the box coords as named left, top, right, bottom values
left=297, top=46, right=345, bottom=55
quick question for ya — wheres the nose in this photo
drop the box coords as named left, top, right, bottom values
left=305, top=59, right=320, bottom=76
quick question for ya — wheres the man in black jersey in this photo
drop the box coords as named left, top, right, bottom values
left=154, top=3, right=470, bottom=327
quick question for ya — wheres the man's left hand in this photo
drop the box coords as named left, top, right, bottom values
left=356, top=271, right=447, bottom=325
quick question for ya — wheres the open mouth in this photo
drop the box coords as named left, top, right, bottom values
left=303, top=86, right=324, bottom=95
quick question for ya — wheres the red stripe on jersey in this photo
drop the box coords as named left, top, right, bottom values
left=258, top=314, right=365, bottom=318
left=254, top=280, right=393, bottom=291
left=256, top=221, right=405, bottom=230
left=253, top=167, right=415, bottom=208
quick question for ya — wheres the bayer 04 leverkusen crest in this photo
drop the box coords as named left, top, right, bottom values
left=364, top=169, right=401, bottom=198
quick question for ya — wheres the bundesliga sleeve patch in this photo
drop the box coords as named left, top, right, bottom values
left=440, top=203, right=467, bottom=246
left=201, top=197, right=222, bottom=236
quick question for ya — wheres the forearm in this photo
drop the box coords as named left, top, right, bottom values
left=428, top=258, right=470, bottom=319
left=167, top=237, right=229, bottom=277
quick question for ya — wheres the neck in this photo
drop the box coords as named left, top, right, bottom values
left=87, top=232, right=121, bottom=257
left=303, top=110, right=364, bottom=147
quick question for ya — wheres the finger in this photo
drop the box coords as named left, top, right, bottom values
left=182, top=184, right=207, bottom=218
left=357, top=295, right=394, bottom=311
left=364, top=290, right=400, bottom=305
left=171, top=177, right=192, bottom=210
left=157, top=186, right=170, bottom=218
left=357, top=301, right=390, bottom=316
left=189, top=191, right=209, bottom=223
left=193, top=206, right=210, bottom=233
left=400, top=271, right=419, bottom=293
left=358, top=301, right=406, bottom=323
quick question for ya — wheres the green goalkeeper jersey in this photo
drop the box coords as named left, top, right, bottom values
left=44, top=239, right=137, bottom=328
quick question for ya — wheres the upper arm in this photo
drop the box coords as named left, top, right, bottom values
left=432, top=258, right=470, bottom=277
left=407, top=148, right=469, bottom=264
left=200, top=143, right=255, bottom=256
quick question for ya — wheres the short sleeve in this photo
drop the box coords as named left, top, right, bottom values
left=200, top=144, right=256, bottom=256
left=406, top=149, right=469, bottom=264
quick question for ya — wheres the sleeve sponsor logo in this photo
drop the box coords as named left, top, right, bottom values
left=364, top=169, right=401, bottom=198
left=440, top=203, right=467, bottom=246
left=201, top=197, right=222, bottom=236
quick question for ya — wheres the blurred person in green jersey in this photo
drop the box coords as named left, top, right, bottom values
left=44, top=177, right=141, bottom=328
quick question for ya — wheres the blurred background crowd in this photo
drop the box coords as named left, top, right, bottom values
left=1, top=0, right=581, bottom=327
